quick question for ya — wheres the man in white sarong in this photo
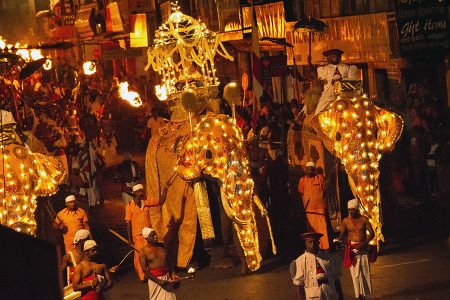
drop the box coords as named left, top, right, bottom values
left=315, top=49, right=358, bottom=115
left=140, top=227, right=179, bottom=300
left=290, top=232, right=339, bottom=300
left=339, top=199, right=376, bottom=300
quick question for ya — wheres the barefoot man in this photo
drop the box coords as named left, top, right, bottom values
left=140, top=227, right=179, bottom=300
left=339, top=199, right=375, bottom=300
left=73, top=240, right=113, bottom=299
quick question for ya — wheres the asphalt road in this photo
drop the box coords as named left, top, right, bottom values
left=91, top=168, right=450, bottom=300
left=91, top=155, right=450, bottom=300
left=100, top=234, right=450, bottom=300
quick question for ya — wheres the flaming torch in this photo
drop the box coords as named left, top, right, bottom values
left=83, top=61, right=96, bottom=75
left=29, top=49, right=44, bottom=61
left=119, top=81, right=142, bottom=107
left=43, top=58, right=52, bottom=70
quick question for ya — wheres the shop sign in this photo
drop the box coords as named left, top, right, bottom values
left=396, top=0, right=448, bottom=54
left=61, top=0, right=75, bottom=25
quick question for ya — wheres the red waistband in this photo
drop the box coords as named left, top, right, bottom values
left=149, top=267, right=168, bottom=277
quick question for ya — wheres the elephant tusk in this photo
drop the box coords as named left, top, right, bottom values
left=253, top=194, right=277, bottom=255
left=253, top=194, right=268, bottom=216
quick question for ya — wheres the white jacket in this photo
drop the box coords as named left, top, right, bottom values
left=315, top=63, right=357, bottom=115
left=291, top=251, right=339, bottom=300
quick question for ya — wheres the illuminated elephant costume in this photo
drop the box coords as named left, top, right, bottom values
left=146, top=107, right=273, bottom=270
left=0, top=110, right=65, bottom=235
left=317, top=81, right=403, bottom=243
left=144, top=6, right=274, bottom=271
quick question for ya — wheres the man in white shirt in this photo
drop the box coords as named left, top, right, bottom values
left=291, top=232, right=339, bottom=300
left=315, top=49, right=357, bottom=115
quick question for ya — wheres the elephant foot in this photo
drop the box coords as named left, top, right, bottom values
left=240, top=263, right=250, bottom=275
left=211, top=257, right=236, bottom=269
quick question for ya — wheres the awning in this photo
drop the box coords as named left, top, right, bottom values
left=286, top=12, right=391, bottom=65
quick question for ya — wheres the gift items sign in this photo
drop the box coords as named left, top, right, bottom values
left=396, top=0, right=448, bottom=54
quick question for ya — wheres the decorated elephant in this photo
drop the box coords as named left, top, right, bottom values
left=317, top=81, right=403, bottom=244
left=146, top=107, right=275, bottom=271
left=0, top=110, right=65, bottom=235
left=144, top=6, right=274, bottom=271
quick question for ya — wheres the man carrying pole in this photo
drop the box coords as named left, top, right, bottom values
left=125, top=183, right=151, bottom=281
left=140, top=227, right=179, bottom=300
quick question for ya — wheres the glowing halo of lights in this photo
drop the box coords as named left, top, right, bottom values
left=30, top=49, right=44, bottom=61
left=145, top=1, right=234, bottom=100
left=119, top=81, right=143, bottom=107
left=83, top=61, right=96, bottom=75
left=317, top=81, right=403, bottom=245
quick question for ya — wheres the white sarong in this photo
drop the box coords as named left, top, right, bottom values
left=148, top=274, right=176, bottom=300
left=349, top=244, right=372, bottom=298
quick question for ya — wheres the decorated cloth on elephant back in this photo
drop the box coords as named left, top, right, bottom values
left=146, top=119, right=198, bottom=268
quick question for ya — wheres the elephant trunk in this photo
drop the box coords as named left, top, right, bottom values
left=177, top=113, right=265, bottom=271
left=220, top=179, right=262, bottom=271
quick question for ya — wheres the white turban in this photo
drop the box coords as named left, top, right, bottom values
left=83, top=240, right=97, bottom=251
left=142, top=227, right=155, bottom=239
left=348, top=198, right=359, bottom=209
left=306, top=161, right=316, bottom=168
left=65, top=195, right=76, bottom=203
left=73, top=229, right=90, bottom=244
left=132, top=184, right=144, bottom=192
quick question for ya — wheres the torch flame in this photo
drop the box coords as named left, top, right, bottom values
left=43, top=59, right=52, bottom=70
left=119, top=81, right=143, bottom=107
left=155, top=85, right=168, bottom=101
left=16, top=49, right=30, bottom=62
left=83, top=61, right=96, bottom=75
left=30, top=49, right=44, bottom=61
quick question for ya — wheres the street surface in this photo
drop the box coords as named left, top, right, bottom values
left=90, top=155, right=450, bottom=300
left=102, top=233, right=450, bottom=300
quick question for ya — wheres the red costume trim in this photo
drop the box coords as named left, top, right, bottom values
left=344, top=241, right=377, bottom=268
left=149, top=267, right=169, bottom=277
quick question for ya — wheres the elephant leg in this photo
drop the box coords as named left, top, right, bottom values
left=219, top=201, right=234, bottom=256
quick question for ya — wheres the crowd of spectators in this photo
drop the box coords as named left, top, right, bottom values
left=2, top=57, right=449, bottom=251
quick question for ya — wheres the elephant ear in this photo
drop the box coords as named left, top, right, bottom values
left=375, top=107, right=404, bottom=153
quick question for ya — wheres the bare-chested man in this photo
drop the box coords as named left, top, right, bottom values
left=139, top=227, right=179, bottom=300
left=61, top=229, right=90, bottom=285
left=338, top=199, right=375, bottom=300
left=73, top=240, right=113, bottom=300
